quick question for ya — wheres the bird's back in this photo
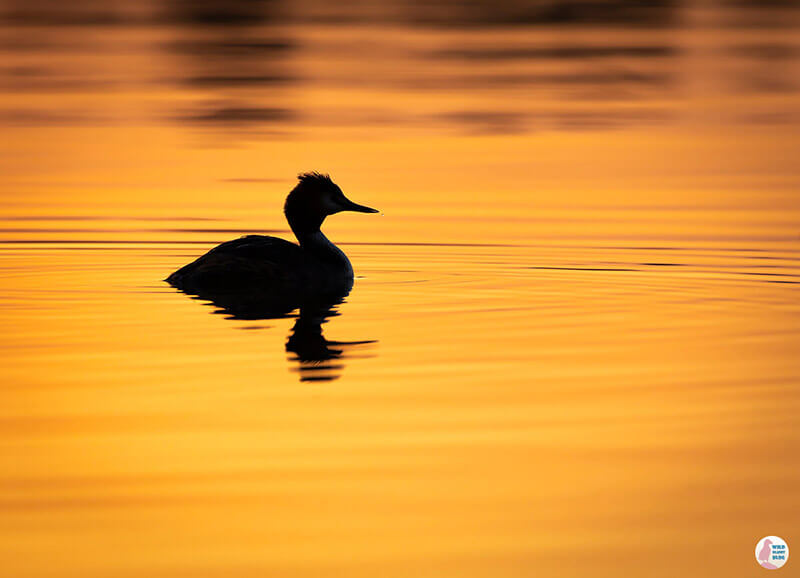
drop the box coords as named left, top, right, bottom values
left=167, top=235, right=309, bottom=294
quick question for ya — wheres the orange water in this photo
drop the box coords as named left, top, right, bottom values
left=1, top=2, right=799, bottom=576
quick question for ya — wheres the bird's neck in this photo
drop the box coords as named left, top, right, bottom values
left=296, top=229, right=353, bottom=275
left=287, top=209, right=353, bottom=276
left=296, top=229, right=333, bottom=252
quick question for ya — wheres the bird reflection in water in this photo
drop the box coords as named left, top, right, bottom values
left=178, top=285, right=376, bottom=382
left=285, top=301, right=375, bottom=382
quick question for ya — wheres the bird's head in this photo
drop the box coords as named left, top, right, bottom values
left=284, top=172, right=378, bottom=238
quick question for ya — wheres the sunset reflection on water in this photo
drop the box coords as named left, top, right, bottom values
left=1, top=2, right=799, bottom=577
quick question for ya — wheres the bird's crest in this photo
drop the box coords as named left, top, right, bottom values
left=297, top=172, right=333, bottom=187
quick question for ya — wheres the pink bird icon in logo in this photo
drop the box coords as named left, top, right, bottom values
left=758, top=539, right=778, bottom=570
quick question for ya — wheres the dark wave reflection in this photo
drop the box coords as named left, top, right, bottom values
left=0, top=0, right=797, bottom=134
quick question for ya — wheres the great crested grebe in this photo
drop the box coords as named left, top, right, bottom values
left=166, top=172, right=378, bottom=297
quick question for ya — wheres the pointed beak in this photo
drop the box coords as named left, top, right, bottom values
left=339, top=196, right=379, bottom=214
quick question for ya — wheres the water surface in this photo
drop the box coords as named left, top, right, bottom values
left=1, top=1, right=799, bottom=576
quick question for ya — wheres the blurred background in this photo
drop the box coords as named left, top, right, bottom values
left=1, top=0, right=799, bottom=233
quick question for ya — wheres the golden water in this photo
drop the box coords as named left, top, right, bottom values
left=1, top=2, right=799, bottom=576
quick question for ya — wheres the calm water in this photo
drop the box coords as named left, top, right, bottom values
left=1, top=1, right=799, bottom=576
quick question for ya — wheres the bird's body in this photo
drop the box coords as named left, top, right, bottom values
left=166, top=233, right=352, bottom=296
left=166, top=173, right=378, bottom=312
